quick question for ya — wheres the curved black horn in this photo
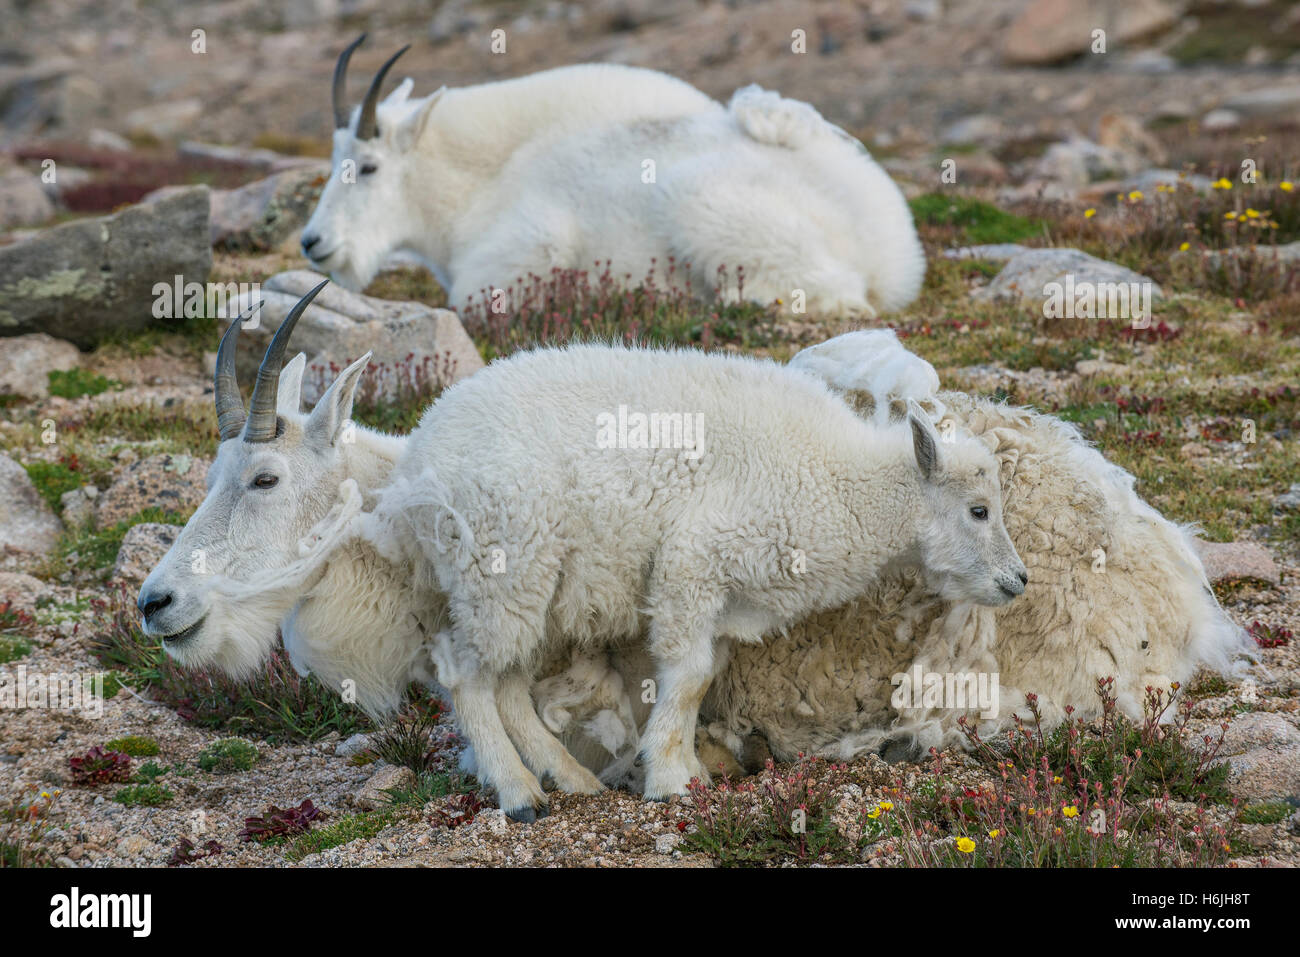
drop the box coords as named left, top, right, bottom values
left=356, top=45, right=410, bottom=140
left=332, top=34, right=367, bottom=130
left=214, top=304, right=258, bottom=441
left=243, top=280, right=329, bottom=443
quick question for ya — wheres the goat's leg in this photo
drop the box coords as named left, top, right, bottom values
left=640, top=587, right=726, bottom=800
left=497, top=669, right=605, bottom=795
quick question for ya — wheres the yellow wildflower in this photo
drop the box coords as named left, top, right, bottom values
left=1128, top=190, right=1143, bottom=202
left=879, top=801, right=894, bottom=811
left=1063, top=805, right=1080, bottom=818
left=956, top=837, right=976, bottom=854
left=989, top=829, right=1001, bottom=839
left=867, top=807, right=882, bottom=820
left=1212, top=178, right=1233, bottom=190
left=1083, top=208, right=1096, bottom=219
left=1179, top=242, right=1190, bottom=251
left=1280, top=181, right=1294, bottom=192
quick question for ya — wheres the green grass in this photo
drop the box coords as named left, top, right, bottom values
left=908, top=193, right=1046, bottom=245
left=284, top=810, right=398, bottom=863
left=23, top=460, right=88, bottom=514
left=113, top=783, right=174, bottom=807
left=47, top=506, right=190, bottom=575
left=47, top=369, right=122, bottom=399
left=197, top=737, right=260, bottom=773
left=1238, top=802, right=1293, bottom=825
left=105, top=735, right=161, bottom=757
left=0, top=636, right=31, bottom=664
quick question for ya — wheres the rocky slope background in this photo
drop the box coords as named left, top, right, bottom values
left=1, top=0, right=1299, bottom=867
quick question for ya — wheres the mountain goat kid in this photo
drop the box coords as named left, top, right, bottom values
left=139, top=285, right=1024, bottom=822
left=301, top=36, right=924, bottom=317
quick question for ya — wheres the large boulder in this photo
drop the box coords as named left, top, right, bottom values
left=210, top=163, right=329, bottom=251
left=95, top=454, right=210, bottom=528
left=231, top=270, right=484, bottom=404
left=111, top=523, right=180, bottom=586
left=0, top=333, right=81, bottom=400
left=974, top=247, right=1162, bottom=316
left=0, top=187, right=211, bottom=348
left=0, top=453, right=62, bottom=572
left=1002, top=0, right=1179, bottom=66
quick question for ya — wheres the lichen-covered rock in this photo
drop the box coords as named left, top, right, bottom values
left=210, top=164, right=330, bottom=252
left=0, top=187, right=211, bottom=348
left=0, top=453, right=62, bottom=571
left=95, top=454, right=210, bottom=528
left=0, top=332, right=81, bottom=399
left=111, top=522, right=180, bottom=586
left=354, top=765, right=417, bottom=810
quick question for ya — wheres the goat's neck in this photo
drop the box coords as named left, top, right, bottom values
left=850, top=456, right=929, bottom=571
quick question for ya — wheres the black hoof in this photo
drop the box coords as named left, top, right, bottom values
left=504, top=803, right=548, bottom=824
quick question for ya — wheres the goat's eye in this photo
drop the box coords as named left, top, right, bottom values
left=252, top=474, right=279, bottom=490
left=359, top=163, right=377, bottom=175
left=970, top=505, right=988, bottom=521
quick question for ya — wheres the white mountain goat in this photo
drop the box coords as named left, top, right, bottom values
left=534, top=332, right=1251, bottom=785
left=139, top=285, right=1022, bottom=821
left=300, top=36, right=924, bottom=317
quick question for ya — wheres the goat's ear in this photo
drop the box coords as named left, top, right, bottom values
left=305, top=352, right=371, bottom=448
left=907, top=399, right=941, bottom=481
left=276, top=353, right=307, bottom=417
left=384, top=77, right=414, bottom=108
left=393, top=87, right=445, bottom=152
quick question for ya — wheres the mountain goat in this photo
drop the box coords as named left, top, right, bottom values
left=535, top=332, right=1250, bottom=785
left=140, top=285, right=1022, bottom=822
left=300, top=36, right=924, bottom=317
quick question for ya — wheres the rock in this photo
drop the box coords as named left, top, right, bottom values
left=0, top=333, right=81, bottom=399
left=1097, top=113, right=1167, bottom=165
left=1221, top=85, right=1300, bottom=121
left=59, top=488, right=96, bottom=529
left=903, top=0, right=941, bottom=22
left=0, top=187, right=211, bottom=348
left=0, top=571, right=47, bottom=607
left=0, top=169, right=56, bottom=229
left=1216, top=712, right=1300, bottom=801
left=178, top=141, right=320, bottom=174
left=1074, top=357, right=1129, bottom=377
left=1002, top=0, right=1179, bottom=66
left=1201, top=109, right=1242, bottom=132
left=1181, top=242, right=1300, bottom=278
left=123, top=99, right=203, bottom=141
left=1034, top=136, right=1147, bottom=188
left=0, top=453, right=62, bottom=571
left=115, top=834, right=156, bottom=858
left=86, top=128, right=131, bottom=152
left=355, top=765, right=417, bottom=811
left=939, top=114, right=1004, bottom=147
left=335, top=733, right=373, bottom=758
left=1192, top=540, right=1280, bottom=585
left=654, top=832, right=681, bottom=854
left=1124, top=168, right=1214, bottom=195
left=974, top=248, right=1162, bottom=314
left=210, top=164, right=329, bottom=251
left=231, top=270, right=484, bottom=404
left=96, top=454, right=210, bottom=528
left=111, top=523, right=180, bottom=585
left=944, top=243, right=1030, bottom=263
left=1275, top=484, right=1300, bottom=512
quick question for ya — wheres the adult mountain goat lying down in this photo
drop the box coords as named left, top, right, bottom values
left=300, top=36, right=923, bottom=317
left=139, top=285, right=1022, bottom=821
left=538, top=333, right=1250, bottom=786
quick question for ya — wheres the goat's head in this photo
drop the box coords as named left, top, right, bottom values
left=905, top=401, right=1027, bottom=606
left=137, top=281, right=373, bottom=677
left=301, top=35, right=445, bottom=291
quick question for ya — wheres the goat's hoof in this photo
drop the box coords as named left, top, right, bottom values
left=504, top=802, right=548, bottom=824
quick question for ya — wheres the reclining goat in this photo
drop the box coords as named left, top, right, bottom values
left=139, top=285, right=1023, bottom=821
left=301, top=36, right=924, bottom=317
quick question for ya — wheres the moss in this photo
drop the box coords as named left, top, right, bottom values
left=0, top=636, right=32, bottom=664
left=112, top=783, right=173, bottom=807
left=285, top=810, right=398, bottom=862
left=909, top=193, right=1045, bottom=245
left=47, top=368, right=122, bottom=399
left=105, top=735, right=161, bottom=757
left=23, top=460, right=84, bottom=514
left=197, top=737, right=260, bottom=773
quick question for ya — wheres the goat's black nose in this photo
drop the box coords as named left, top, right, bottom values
left=138, top=590, right=173, bottom=622
left=301, top=233, right=321, bottom=254
left=1018, top=571, right=1029, bottom=585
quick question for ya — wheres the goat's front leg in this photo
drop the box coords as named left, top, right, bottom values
left=640, top=590, right=725, bottom=800
left=429, top=631, right=547, bottom=822
left=497, top=669, right=605, bottom=795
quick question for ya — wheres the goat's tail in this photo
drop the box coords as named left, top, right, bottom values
left=728, top=84, right=845, bottom=149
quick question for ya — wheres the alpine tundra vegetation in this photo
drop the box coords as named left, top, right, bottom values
left=300, top=36, right=925, bottom=318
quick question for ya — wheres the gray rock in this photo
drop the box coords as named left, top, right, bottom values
left=1124, top=168, right=1214, bottom=195
left=0, top=333, right=81, bottom=399
left=1221, top=85, right=1300, bottom=121
left=1191, top=539, right=1280, bottom=585
left=123, top=99, right=203, bottom=141
left=0, top=169, right=56, bottom=229
left=1201, top=109, right=1242, bottom=133
left=939, top=114, right=1003, bottom=147
left=0, top=187, right=211, bottom=348
left=335, top=733, right=373, bottom=759
left=1180, top=242, right=1300, bottom=278
left=210, top=164, right=329, bottom=251
left=59, top=488, right=95, bottom=529
left=974, top=248, right=1161, bottom=312
left=355, top=765, right=417, bottom=811
left=0, top=453, right=62, bottom=571
left=1216, top=712, right=1300, bottom=801
left=96, top=453, right=210, bottom=528
left=111, top=523, right=180, bottom=586
left=943, top=243, right=1030, bottom=263
left=1034, top=137, right=1146, bottom=188
left=86, top=128, right=131, bottom=152
left=1275, top=484, right=1300, bottom=512
left=230, top=270, right=484, bottom=404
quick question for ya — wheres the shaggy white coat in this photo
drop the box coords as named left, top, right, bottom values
left=302, top=64, right=925, bottom=316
